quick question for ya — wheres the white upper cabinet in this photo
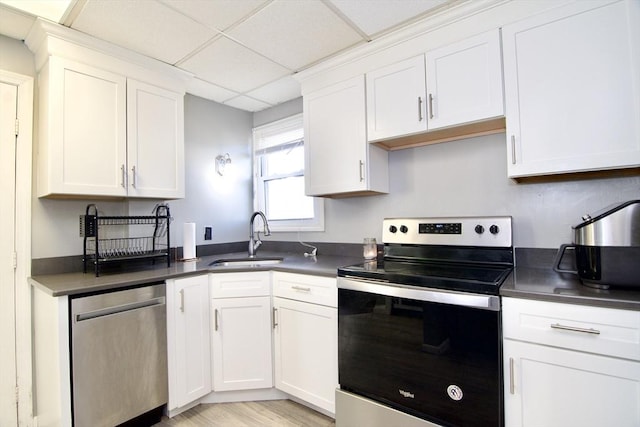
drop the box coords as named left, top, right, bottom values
left=425, top=29, right=504, bottom=130
left=366, top=56, right=427, bottom=141
left=503, top=0, right=640, bottom=178
left=27, top=19, right=187, bottom=199
left=366, top=29, right=504, bottom=143
left=127, top=79, right=184, bottom=199
left=304, top=75, right=388, bottom=197
left=38, top=57, right=128, bottom=198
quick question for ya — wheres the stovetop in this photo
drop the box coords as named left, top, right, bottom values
left=339, top=216, right=514, bottom=296
left=338, top=260, right=513, bottom=295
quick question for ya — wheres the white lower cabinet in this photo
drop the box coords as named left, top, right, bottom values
left=166, top=274, right=212, bottom=411
left=502, top=297, right=640, bottom=427
left=272, top=272, right=338, bottom=415
left=210, top=272, right=273, bottom=392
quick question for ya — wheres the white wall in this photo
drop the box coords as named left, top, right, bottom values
left=0, top=35, right=34, bottom=75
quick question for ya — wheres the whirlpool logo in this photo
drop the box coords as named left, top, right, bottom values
left=398, top=389, right=415, bottom=399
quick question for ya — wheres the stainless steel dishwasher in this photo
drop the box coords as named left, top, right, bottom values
left=71, top=283, right=167, bottom=426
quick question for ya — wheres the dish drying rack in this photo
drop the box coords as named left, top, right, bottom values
left=81, top=204, right=171, bottom=276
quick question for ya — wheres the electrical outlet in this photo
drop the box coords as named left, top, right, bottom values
left=204, top=226, right=212, bottom=241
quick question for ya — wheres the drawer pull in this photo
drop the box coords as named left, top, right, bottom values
left=292, top=285, right=311, bottom=292
left=550, top=323, right=601, bottom=335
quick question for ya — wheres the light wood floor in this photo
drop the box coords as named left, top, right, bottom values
left=155, top=400, right=335, bottom=427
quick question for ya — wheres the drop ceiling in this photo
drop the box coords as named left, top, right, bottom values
left=0, top=0, right=459, bottom=112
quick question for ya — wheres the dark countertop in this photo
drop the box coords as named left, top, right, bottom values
left=30, top=251, right=362, bottom=297
left=500, top=266, right=640, bottom=311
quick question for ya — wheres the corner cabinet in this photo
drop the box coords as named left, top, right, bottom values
left=272, top=272, right=338, bottom=415
left=210, top=272, right=273, bottom=392
left=366, top=29, right=504, bottom=144
left=502, top=0, right=640, bottom=178
left=166, top=275, right=212, bottom=414
left=502, top=297, right=640, bottom=427
left=304, top=76, right=388, bottom=197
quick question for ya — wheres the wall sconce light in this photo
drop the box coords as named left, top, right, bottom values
left=215, top=153, right=232, bottom=176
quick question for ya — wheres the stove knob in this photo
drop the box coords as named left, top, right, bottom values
left=389, top=225, right=398, bottom=233
left=400, top=225, right=408, bottom=233
left=489, top=225, right=500, bottom=235
left=474, top=225, right=485, bottom=234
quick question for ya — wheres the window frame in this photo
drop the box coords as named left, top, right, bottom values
left=253, top=114, right=324, bottom=232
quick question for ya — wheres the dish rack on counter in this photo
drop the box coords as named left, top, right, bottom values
left=81, top=203, right=172, bottom=276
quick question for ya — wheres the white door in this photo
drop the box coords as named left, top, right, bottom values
left=273, top=297, right=338, bottom=414
left=366, top=55, right=427, bottom=141
left=127, top=79, right=184, bottom=199
left=0, top=81, right=18, bottom=427
left=504, top=339, right=640, bottom=427
left=212, top=296, right=273, bottom=391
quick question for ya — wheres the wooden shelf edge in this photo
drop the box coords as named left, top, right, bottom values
left=372, top=117, right=506, bottom=151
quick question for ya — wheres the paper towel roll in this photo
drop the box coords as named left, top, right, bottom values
left=183, top=222, right=196, bottom=260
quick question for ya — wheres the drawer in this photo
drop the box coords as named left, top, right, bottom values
left=209, top=271, right=271, bottom=298
left=503, top=297, right=640, bottom=361
left=272, top=272, right=337, bottom=307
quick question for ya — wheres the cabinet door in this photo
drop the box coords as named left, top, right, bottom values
left=41, top=56, right=127, bottom=197
left=503, top=0, right=640, bottom=178
left=210, top=271, right=271, bottom=298
left=211, top=296, right=273, bottom=391
left=366, top=56, right=427, bottom=141
left=166, top=275, right=211, bottom=409
left=127, top=79, right=185, bottom=199
left=304, top=76, right=388, bottom=197
left=426, top=29, right=504, bottom=130
left=504, top=339, right=640, bottom=427
left=273, top=297, right=337, bottom=414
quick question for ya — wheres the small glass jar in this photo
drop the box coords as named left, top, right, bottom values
left=363, top=237, right=377, bottom=260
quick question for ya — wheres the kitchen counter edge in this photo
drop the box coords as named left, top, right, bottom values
left=501, top=266, right=640, bottom=311
left=30, top=251, right=362, bottom=297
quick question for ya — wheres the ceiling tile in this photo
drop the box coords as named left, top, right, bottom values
left=245, top=76, right=301, bottom=106
left=179, top=36, right=290, bottom=93
left=185, top=77, right=239, bottom=104
left=224, top=95, right=271, bottom=112
left=0, top=4, right=35, bottom=40
left=329, top=0, right=449, bottom=36
left=70, top=0, right=216, bottom=64
left=160, top=0, right=267, bottom=31
left=229, top=0, right=364, bottom=70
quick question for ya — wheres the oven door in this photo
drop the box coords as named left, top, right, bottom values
left=338, top=277, right=503, bottom=427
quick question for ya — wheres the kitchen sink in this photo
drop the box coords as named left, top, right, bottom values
left=208, top=257, right=284, bottom=267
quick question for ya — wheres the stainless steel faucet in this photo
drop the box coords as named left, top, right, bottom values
left=248, top=211, right=271, bottom=257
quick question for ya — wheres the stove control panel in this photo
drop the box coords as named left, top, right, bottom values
left=383, top=216, right=512, bottom=247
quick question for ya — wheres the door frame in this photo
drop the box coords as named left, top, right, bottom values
left=1, top=69, right=34, bottom=426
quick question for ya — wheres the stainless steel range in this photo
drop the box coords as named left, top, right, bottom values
left=336, top=217, right=513, bottom=427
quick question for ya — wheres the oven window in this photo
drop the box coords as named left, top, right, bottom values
left=338, top=288, right=503, bottom=427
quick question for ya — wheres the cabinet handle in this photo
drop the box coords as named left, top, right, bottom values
left=418, top=96, right=423, bottom=121
left=359, top=160, right=364, bottom=182
left=131, top=165, right=137, bottom=188
left=509, top=357, right=515, bottom=395
left=214, top=308, right=219, bottom=331
left=179, top=289, right=184, bottom=312
left=511, top=135, right=516, bottom=165
left=428, top=93, right=434, bottom=119
left=272, top=307, right=278, bottom=329
left=550, top=323, right=601, bottom=335
left=292, top=285, right=311, bottom=292
left=121, top=164, right=126, bottom=188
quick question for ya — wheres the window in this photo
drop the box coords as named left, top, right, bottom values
left=253, top=114, right=324, bottom=232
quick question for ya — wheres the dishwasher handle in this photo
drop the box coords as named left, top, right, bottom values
left=75, top=297, right=166, bottom=322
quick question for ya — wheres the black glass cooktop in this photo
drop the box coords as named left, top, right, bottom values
left=338, top=260, right=513, bottom=295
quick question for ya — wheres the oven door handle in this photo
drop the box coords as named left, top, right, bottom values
left=338, top=277, right=501, bottom=311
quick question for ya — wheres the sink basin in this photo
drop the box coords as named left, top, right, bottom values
left=209, top=257, right=284, bottom=267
